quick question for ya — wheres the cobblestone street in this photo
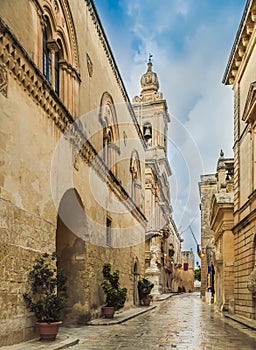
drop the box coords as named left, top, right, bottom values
left=64, top=293, right=256, bottom=350
left=2, top=293, right=256, bottom=350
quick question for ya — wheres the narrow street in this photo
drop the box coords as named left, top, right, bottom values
left=60, top=293, right=256, bottom=350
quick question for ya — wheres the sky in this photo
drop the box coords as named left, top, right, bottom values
left=93, top=0, right=246, bottom=263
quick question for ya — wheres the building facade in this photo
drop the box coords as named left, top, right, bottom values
left=198, top=174, right=217, bottom=299
left=0, top=0, right=148, bottom=345
left=223, top=0, right=256, bottom=320
left=199, top=152, right=234, bottom=308
left=209, top=153, right=234, bottom=311
left=0, top=0, right=180, bottom=346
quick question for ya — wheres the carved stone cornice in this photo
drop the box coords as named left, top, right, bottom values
left=0, top=17, right=146, bottom=226
left=223, top=0, right=256, bottom=85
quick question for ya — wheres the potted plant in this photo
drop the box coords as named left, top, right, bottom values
left=138, top=278, right=154, bottom=306
left=23, top=252, right=67, bottom=341
left=101, top=263, right=127, bottom=318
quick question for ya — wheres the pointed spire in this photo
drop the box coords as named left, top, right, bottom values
left=220, top=149, right=224, bottom=157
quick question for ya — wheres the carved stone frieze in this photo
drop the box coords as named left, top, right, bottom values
left=0, top=64, right=8, bottom=97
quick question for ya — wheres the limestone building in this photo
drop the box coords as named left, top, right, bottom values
left=209, top=153, right=234, bottom=311
left=0, top=0, right=181, bottom=346
left=199, top=152, right=234, bottom=309
left=198, top=174, right=217, bottom=299
left=0, top=0, right=148, bottom=345
left=180, top=250, right=195, bottom=293
left=132, top=59, right=182, bottom=296
left=223, top=0, right=256, bottom=320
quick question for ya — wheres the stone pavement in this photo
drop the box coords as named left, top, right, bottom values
left=1, top=293, right=256, bottom=350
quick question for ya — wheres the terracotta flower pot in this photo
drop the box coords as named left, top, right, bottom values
left=142, top=298, right=151, bottom=306
left=102, top=306, right=115, bottom=318
left=36, top=321, right=62, bottom=341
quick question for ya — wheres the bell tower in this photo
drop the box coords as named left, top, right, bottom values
left=133, top=56, right=170, bottom=155
left=132, top=57, right=172, bottom=296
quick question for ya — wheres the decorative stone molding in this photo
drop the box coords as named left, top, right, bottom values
left=242, top=35, right=249, bottom=47
left=0, top=64, right=7, bottom=97
left=246, top=21, right=254, bottom=35
left=247, top=266, right=256, bottom=295
left=252, top=7, right=256, bottom=22
left=223, top=2, right=256, bottom=85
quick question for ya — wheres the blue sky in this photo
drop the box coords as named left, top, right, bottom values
left=93, top=0, right=245, bottom=262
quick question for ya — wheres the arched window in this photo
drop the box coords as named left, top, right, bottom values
left=103, top=125, right=114, bottom=169
left=42, top=26, right=60, bottom=95
left=99, top=93, right=120, bottom=175
left=43, top=29, right=51, bottom=84
left=143, top=123, right=152, bottom=147
left=130, top=150, right=142, bottom=207
left=38, top=1, right=80, bottom=115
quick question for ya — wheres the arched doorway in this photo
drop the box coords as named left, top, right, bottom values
left=56, top=188, right=87, bottom=323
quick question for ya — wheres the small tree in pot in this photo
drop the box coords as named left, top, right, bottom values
left=23, top=252, right=67, bottom=341
left=138, top=278, right=154, bottom=305
left=101, top=263, right=127, bottom=318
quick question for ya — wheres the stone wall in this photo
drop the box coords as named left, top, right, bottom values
left=198, top=175, right=217, bottom=298
left=222, top=0, right=256, bottom=320
left=0, top=0, right=147, bottom=345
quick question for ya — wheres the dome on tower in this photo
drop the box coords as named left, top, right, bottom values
left=133, top=56, right=163, bottom=103
left=140, top=58, right=159, bottom=94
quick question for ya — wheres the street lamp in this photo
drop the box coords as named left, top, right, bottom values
left=197, top=245, right=205, bottom=258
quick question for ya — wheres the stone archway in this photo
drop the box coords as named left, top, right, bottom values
left=56, top=188, right=87, bottom=323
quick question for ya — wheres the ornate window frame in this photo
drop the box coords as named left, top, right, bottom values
left=35, top=0, right=80, bottom=115
left=99, top=92, right=120, bottom=175
left=130, top=150, right=142, bottom=207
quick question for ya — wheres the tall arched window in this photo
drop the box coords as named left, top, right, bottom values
left=42, top=27, right=60, bottom=95
left=130, top=150, right=142, bottom=207
left=99, top=93, right=120, bottom=176
left=43, top=29, right=51, bottom=84
left=39, top=1, right=80, bottom=115
left=103, top=125, right=113, bottom=170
